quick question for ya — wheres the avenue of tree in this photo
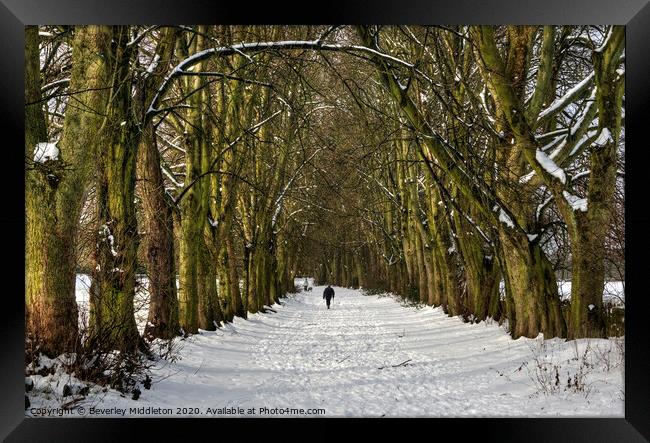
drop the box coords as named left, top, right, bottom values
left=25, top=25, right=625, bottom=357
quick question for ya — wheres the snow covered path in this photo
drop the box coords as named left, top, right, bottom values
left=29, top=287, right=624, bottom=417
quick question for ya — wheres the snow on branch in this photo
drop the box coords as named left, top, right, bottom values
left=460, top=212, right=492, bottom=245
left=537, top=72, right=595, bottom=122
left=144, top=54, right=160, bottom=77
left=564, top=130, right=598, bottom=160
left=248, top=110, right=283, bottom=134
left=271, top=148, right=324, bottom=230
left=382, top=253, right=399, bottom=266
left=562, top=190, right=588, bottom=212
left=356, top=168, right=402, bottom=210
left=569, top=90, right=597, bottom=137
left=536, top=195, right=554, bottom=221
left=41, top=78, right=70, bottom=93
left=34, top=142, right=59, bottom=163
left=479, top=86, right=496, bottom=125
left=146, top=39, right=424, bottom=119
left=535, top=148, right=566, bottom=184
left=570, top=170, right=590, bottom=182
left=159, top=136, right=186, bottom=154
left=498, top=207, right=515, bottom=229
left=161, top=164, right=183, bottom=188
left=535, top=128, right=570, bottom=143
left=594, top=26, right=613, bottom=53
left=207, top=109, right=284, bottom=174
left=593, top=128, right=614, bottom=147
left=127, top=26, right=159, bottom=47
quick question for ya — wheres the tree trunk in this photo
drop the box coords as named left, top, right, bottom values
left=139, top=125, right=180, bottom=340
left=177, top=28, right=209, bottom=334
left=243, top=244, right=252, bottom=313
left=247, top=246, right=261, bottom=313
left=138, top=27, right=180, bottom=341
left=568, top=27, right=624, bottom=338
left=499, top=230, right=566, bottom=338
left=178, top=212, right=200, bottom=334
left=197, top=229, right=220, bottom=330
left=453, top=210, right=499, bottom=322
left=89, top=27, right=141, bottom=352
left=26, top=26, right=113, bottom=356
left=25, top=26, right=78, bottom=356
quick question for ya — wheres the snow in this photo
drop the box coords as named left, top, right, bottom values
left=569, top=90, right=597, bottom=137
left=566, top=130, right=598, bottom=158
left=108, top=236, right=117, bottom=257
left=161, top=166, right=183, bottom=188
left=593, top=128, right=614, bottom=147
left=75, top=274, right=151, bottom=333
left=271, top=147, right=323, bottom=229
left=536, top=196, right=554, bottom=220
left=537, top=72, right=595, bottom=121
left=594, top=27, right=613, bottom=53
left=536, top=149, right=566, bottom=184
left=563, top=191, right=588, bottom=212
left=616, top=67, right=625, bottom=80
left=145, top=54, right=160, bottom=75
left=41, top=78, right=70, bottom=92
left=28, top=285, right=624, bottom=417
left=294, top=277, right=315, bottom=289
left=540, top=135, right=566, bottom=154
left=98, top=224, right=119, bottom=256
left=34, top=142, right=59, bottom=163
left=557, top=281, right=625, bottom=306
left=498, top=208, right=515, bottom=229
left=147, top=40, right=421, bottom=116
left=570, top=170, right=590, bottom=182
left=460, top=213, right=491, bottom=244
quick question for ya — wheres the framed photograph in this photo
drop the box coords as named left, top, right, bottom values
left=2, top=0, right=648, bottom=440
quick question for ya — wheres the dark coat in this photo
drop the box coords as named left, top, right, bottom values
left=323, top=286, right=335, bottom=301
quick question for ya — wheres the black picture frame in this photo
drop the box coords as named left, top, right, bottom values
left=2, top=0, right=648, bottom=440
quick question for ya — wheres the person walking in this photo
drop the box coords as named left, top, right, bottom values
left=323, top=285, right=335, bottom=309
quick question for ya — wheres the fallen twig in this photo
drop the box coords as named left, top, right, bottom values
left=337, top=355, right=351, bottom=364
left=193, top=358, right=206, bottom=375
left=378, top=359, right=412, bottom=370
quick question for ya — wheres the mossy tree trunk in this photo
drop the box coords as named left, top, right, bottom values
left=567, top=26, right=625, bottom=339
left=89, top=26, right=141, bottom=352
left=25, top=25, right=77, bottom=356
left=137, top=28, right=181, bottom=340
left=176, top=27, right=211, bottom=334
left=26, top=25, right=113, bottom=356
left=470, top=25, right=568, bottom=338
